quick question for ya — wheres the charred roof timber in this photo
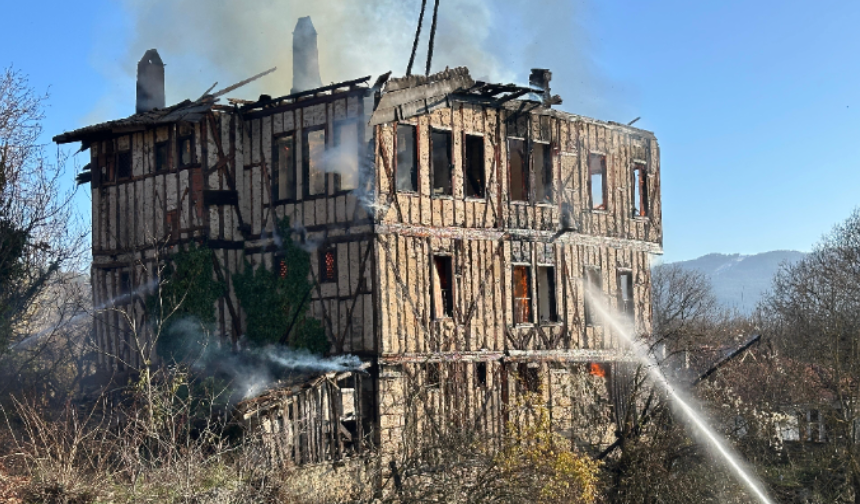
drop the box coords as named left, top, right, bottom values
left=292, top=16, right=324, bottom=94
left=136, top=49, right=165, bottom=114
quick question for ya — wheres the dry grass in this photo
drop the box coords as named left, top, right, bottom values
left=0, top=367, right=372, bottom=504
left=0, top=461, right=26, bottom=504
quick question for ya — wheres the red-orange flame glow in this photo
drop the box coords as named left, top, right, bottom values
left=589, top=362, right=606, bottom=378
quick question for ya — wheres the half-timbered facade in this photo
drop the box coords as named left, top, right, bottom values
left=55, top=49, right=661, bottom=466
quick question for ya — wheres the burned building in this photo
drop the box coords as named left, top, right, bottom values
left=55, top=20, right=661, bottom=468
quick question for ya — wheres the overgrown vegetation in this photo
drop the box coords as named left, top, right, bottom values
left=146, top=244, right=225, bottom=362
left=3, top=366, right=360, bottom=504
left=232, top=217, right=327, bottom=354
left=0, top=66, right=86, bottom=354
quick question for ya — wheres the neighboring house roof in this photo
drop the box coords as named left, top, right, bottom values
left=236, top=362, right=370, bottom=420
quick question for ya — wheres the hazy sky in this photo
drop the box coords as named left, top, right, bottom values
left=2, top=0, right=858, bottom=262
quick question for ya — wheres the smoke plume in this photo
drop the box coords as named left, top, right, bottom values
left=85, top=0, right=633, bottom=124
left=163, top=317, right=363, bottom=403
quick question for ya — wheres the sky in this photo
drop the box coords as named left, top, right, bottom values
left=1, top=0, right=858, bottom=263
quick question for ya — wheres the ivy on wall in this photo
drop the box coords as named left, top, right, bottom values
left=232, top=217, right=328, bottom=354
left=146, top=244, right=225, bottom=362
left=149, top=217, right=330, bottom=360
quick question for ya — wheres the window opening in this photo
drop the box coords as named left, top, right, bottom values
left=277, top=257, right=288, bottom=279
left=535, top=143, right=553, bottom=203
left=396, top=124, right=418, bottom=192
left=178, top=136, right=193, bottom=167
left=589, top=153, right=607, bottom=210
left=513, top=265, right=532, bottom=324
left=119, top=271, right=132, bottom=301
left=155, top=141, right=169, bottom=172
left=508, top=138, right=528, bottom=201
left=779, top=413, right=800, bottom=442
left=806, top=410, right=825, bottom=442
left=584, top=267, right=602, bottom=327
left=431, top=129, right=452, bottom=196
left=165, top=209, right=178, bottom=235
left=518, top=363, right=541, bottom=394
left=432, top=255, right=453, bottom=318
left=103, top=142, right=116, bottom=183
left=319, top=248, right=337, bottom=283
left=475, top=361, right=487, bottom=387
left=272, top=134, right=295, bottom=201
left=617, top=271, right=634, bottom=322
left=304, top=128, right=326, bottom=196
left=464, top=134, right=485, bottom=198
left=335, top=121, right=359, bottom=191
left=117, top=149, right=132, bottom=180
left=588, top=362, right=607, bottom=378
left=632, top=163, right=648, bottom=217
left=426, top=362, right=441, bottom=388
left=537, top=266, right=558, bottom=324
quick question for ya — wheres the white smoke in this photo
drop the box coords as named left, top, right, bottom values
left=86, top=0, right=514, bottom=121
left=12, top=277, right=159, bottom=351
left=165, top=316, right=364, bottom=402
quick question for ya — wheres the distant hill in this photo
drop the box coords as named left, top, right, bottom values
left=666, top=251, right=807, bottom=314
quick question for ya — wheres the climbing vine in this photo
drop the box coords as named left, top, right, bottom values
left=232, top=217, right=328, bottom=354
left=146, top=243, right=225, bottom=362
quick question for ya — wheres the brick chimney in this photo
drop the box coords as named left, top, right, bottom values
left=291, top=17, right=323, bottom=94
left=137, top=49, right=165, bottom=114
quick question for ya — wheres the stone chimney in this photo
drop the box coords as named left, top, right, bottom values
left=136, top=49, right=165, bottom=114
left=291, top=17, right=323, bottom=94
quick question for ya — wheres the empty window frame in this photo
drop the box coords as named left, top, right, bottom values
left=165, top=209, right=178, bottom=235
left=463, top=134, right=485, bottom=198
left=588, top=153, right=607, bottom=210
left=806, top=410, right=826, bottom=443
left=432, top=255, right=454, bottom=318
left=584, top=267, right=602, bottom=327
left=272, top=134, right=296, bottom=201
left=537, top=266, right=558, bottom=324
left=508, top=138, right=529, bottom=201
left=178, top=135, right=193, bottom=168
left=319, top=248, right=337, bottom=283
left=518, top=363, right=541, bottom=394
left=617, top=270, right=634, bottom=322
left=102, top=142, right=115, bottom=183
left=512, top=265, right=532, bottom=324
left=155, top=141, right=169, bottom=172
left=396, top=124, right=418, bottom=192
left=119, top=271, right=132, bottom=301
left=475, top=361, right=488, bottom=388
left=431, top=129, right=453, bottom=196
left=334, top=121, right=359, bottom=191
left=117, top=148, right=132, bottom=180
left=276, top=256, right=289, bottom=279
left=304, top=127, right=326, bottom=196
left=632, top=163, right=648, bottom=217
left=534, top=143, right=553, bottom=203
left=425, top=362, right=441, bottom=388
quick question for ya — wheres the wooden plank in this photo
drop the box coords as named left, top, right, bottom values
left=262, top=115, right=273, bottom=233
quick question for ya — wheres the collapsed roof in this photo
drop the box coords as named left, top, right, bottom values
left=53, top=65, right=556, bottom=147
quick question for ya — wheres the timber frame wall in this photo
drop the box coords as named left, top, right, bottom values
left=370, top=91, right=661, bottom=454
left=65, top=66, right=662, bottom=463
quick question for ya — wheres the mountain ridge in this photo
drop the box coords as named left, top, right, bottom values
left=664, top=250, right=807, bottom=314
